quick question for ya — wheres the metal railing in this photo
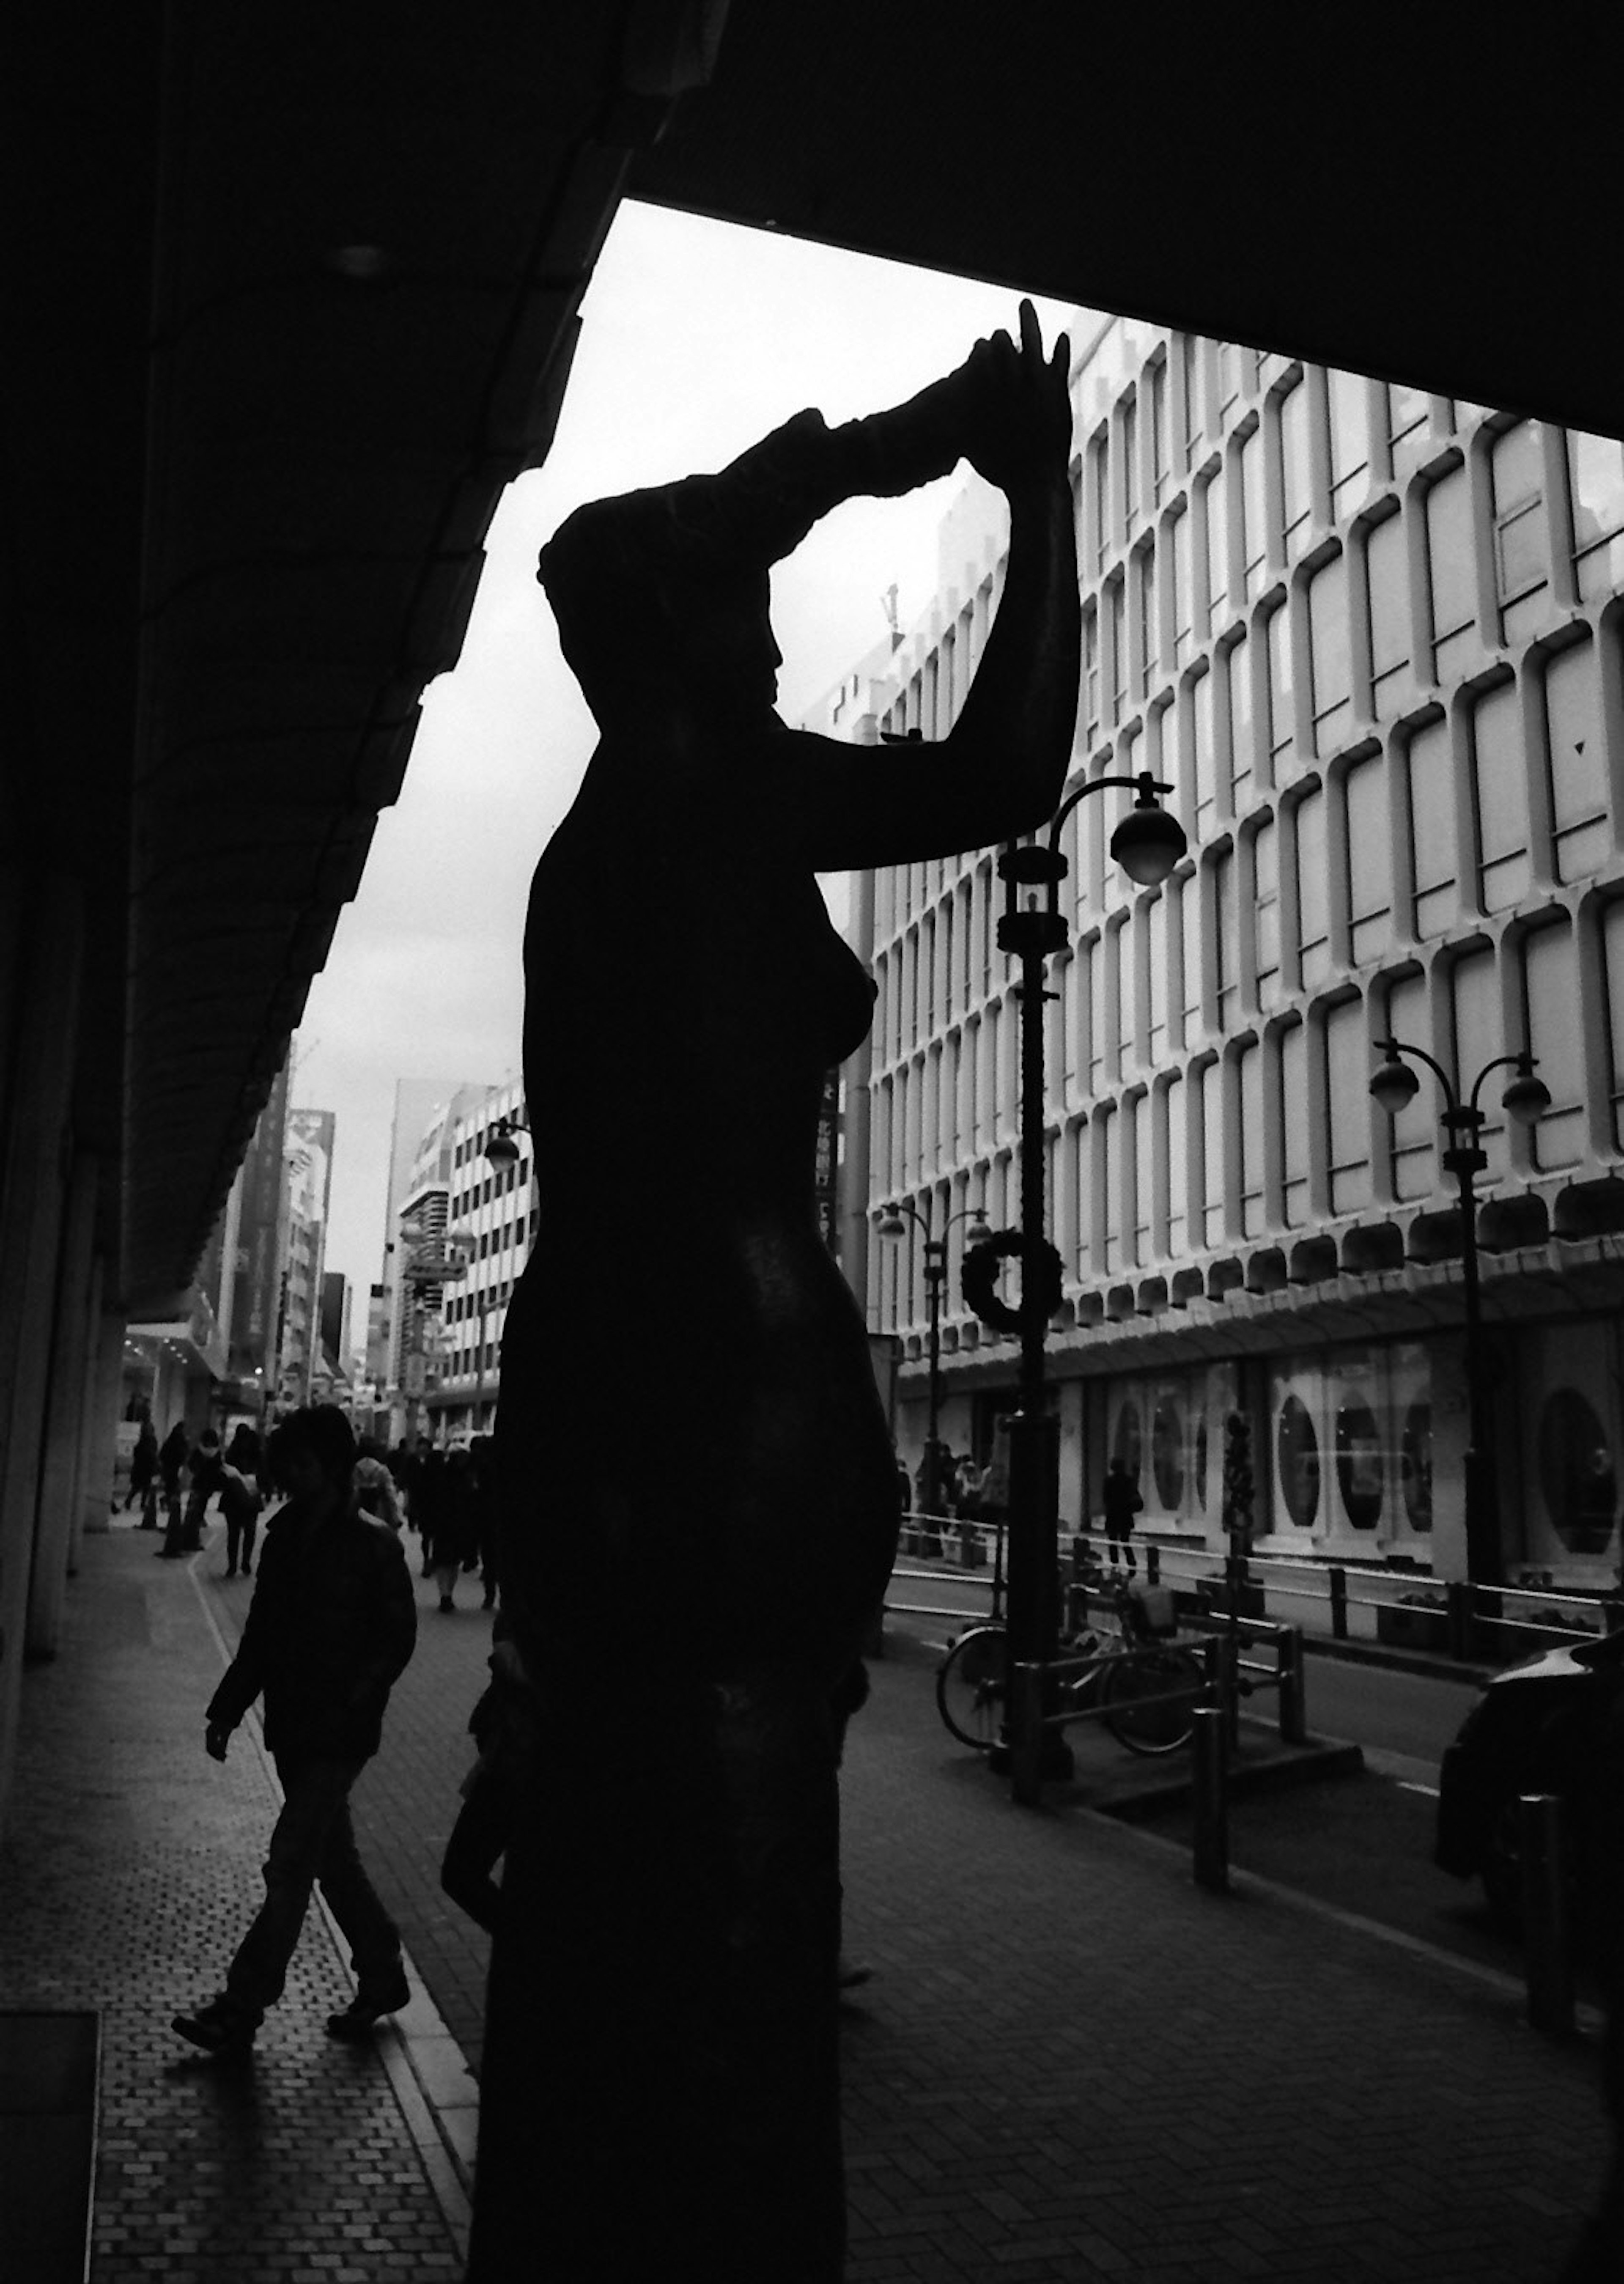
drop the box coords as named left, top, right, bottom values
left=886, top=1510, right=1619, bottom=1673
left=1130, top=1538, right=1622, bottom=1666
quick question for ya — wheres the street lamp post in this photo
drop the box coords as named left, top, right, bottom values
left=1369, top=1038, right=1550, bottom=1589
left=964, top=771, right=1188, bottom=1787
left=876, top=1197, right=991, bottom=1541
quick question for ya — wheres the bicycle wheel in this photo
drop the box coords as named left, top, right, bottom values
left=1100, top=1644, right=1203, bottom=1756
left=935, top=1625, right=1008, bottom=1750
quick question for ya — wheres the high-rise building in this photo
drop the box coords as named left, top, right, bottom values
left=277, top=1108, right=335, bottom=1406
left=847, top=314, right=1624, bottom=1595
left=376, top=1078, right=488, bottom=1436
left=424, top=1079, right=532, bottom=1440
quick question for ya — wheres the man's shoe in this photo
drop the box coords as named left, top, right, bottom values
left=837, top=1957, right=873, bottom=1990
left=172, top=1995, right=257, bottom=2056
left=325, top=1966, right=411, bottom=2039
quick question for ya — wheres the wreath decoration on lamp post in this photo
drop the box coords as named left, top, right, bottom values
left=960, top=1230, right=1064, bottom=1336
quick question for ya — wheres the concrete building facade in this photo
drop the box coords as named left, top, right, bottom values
left=429, top=1080, right=534, bottom=1440
left=854, top=314, right=1624, bottom=1596
left=277, top=1107, right=335, bottom=1408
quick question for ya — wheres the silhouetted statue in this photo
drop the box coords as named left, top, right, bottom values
left=469, top=302, right=1079, bottom=2282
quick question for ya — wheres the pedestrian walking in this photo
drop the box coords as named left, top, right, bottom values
left=428, top=1447, right=480, bottom=1612
left=954, top=1453, right=985, bottom=1521
left=1101, top=1454, right=1144, bottom=1576
left=181, top=1428, right=223, bottom=1551
left=412, top=1446, right=447, bottom=1582
left=218, top=1461, right=262, bottom=1578
left=225, top=1420, right=263, bottom=1490
left=156, top=1421, right=189, bottom=1554
left=129, top=1418, right=159, bottom=1528
left=172, top=1406, right=417, bottom=2057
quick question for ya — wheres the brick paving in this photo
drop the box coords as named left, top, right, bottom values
left=2, top=1514, right=1617, bottom=2280
left=0, top=1518, right=464, bottom=2282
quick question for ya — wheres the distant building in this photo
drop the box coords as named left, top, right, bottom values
left=837, top=314, right=1624, bottom=1595
left=425, top=1079, right=533, bottom=1439
left=277, top=1109, right=335, bottom=1408
left=318, top=1270, right=350, bottom=1383
left=121, top=1057, right=290, bottom=1436
left=388, top=1083, right=492, bottom=1441
left=376, top=1078, right=487, bottom=1439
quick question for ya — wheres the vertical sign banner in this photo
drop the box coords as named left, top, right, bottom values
left=232, top=1061, right=291, bottom=1383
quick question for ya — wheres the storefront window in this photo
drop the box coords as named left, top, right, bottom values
left=1537, top=1388, right=1618, bottom=1555
left=1152, top=1392, right=1186, bottom=1510
left=1335, top=1401, right=1383, bottom=1529
left=1400, top=1401, right=1433, bottom=1532
left=1277, top=1394, right=1320, bottom=1529
left=1112, top=1400, right=1143, bottom=1486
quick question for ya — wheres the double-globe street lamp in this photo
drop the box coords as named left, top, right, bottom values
left=1369, top=1038, right=1550, bottom=1592
left=875, top=1196, right=992, bottom=1540
left=963, top=771, right=1187, bottom=1786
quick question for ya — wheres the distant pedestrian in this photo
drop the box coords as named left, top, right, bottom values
left=428, top=1448, right=480, bottom=1613
left=1101, top=1455, right=1144, bottom=1576
left=156, top=1422, right=189, bottom=1553
left=396, top=1443, right=429, bottom=1562
left=413, top=1447, right=448, bottom=1583
left=225, top=1421, right=263, bottom=1490
left=954, top=1454, right=986, bottom=1521
left=354, top=1437, right=402, bottom=1532
left=129, top=1419, right=159, bottom=1528
left=171, top=1406, right=417, bottom=2058
left=218, top=1463, right=262, bottom=1578
left=895, top=1456, right=911, bottom=1515
left=182, top=1428, right=223, bottom=1551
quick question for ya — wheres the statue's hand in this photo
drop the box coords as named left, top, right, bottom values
left=954, top=299, right=1072, bottom=494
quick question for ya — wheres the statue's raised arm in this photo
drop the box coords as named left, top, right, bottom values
left=537, top=300, right=1079, bottom=861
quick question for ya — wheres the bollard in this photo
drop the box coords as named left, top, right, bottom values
left=1328, top=1565, right=1348, bottom=1641
left=1010, top=1662, right=1046, bottom=1809
left=1146, top=1544, right=1161, bottom=1587
left=1276, top=1627, right=1307, bottom=1745
left=1520, top=1793, right=1576, bottom=2037
left=1192, top=1708, right=1229, bottom=1892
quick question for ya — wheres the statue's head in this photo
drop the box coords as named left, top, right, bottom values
left=541, top=493, right=779, bottom=727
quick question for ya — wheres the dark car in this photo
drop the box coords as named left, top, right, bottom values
left=1435, top=1625, right=1624, bottom=1934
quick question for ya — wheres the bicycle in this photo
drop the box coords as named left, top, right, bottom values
left=935, top=1573, right=1205, bottom=1757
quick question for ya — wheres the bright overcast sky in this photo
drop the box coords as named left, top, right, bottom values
left=294, top=199, right=1085, bottom=1322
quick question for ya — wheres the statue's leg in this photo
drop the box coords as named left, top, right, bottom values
left=467, top=1677, right=845, bottom=2284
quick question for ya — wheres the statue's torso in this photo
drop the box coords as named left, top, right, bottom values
left=500, top=756, right=897, bottom=1681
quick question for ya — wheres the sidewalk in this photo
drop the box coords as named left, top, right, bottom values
left=1, top=1521, right=1616, bottom=2281
left=0, top=1521, right=468, bottom=2283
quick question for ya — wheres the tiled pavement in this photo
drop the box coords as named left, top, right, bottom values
left=0, top=1520, right=466, bottom=2282
left=2, top=1515, right=1617, bottom=2280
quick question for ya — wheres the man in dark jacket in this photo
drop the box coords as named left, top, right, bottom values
left=172, top=1406, right=417, bottom=2056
